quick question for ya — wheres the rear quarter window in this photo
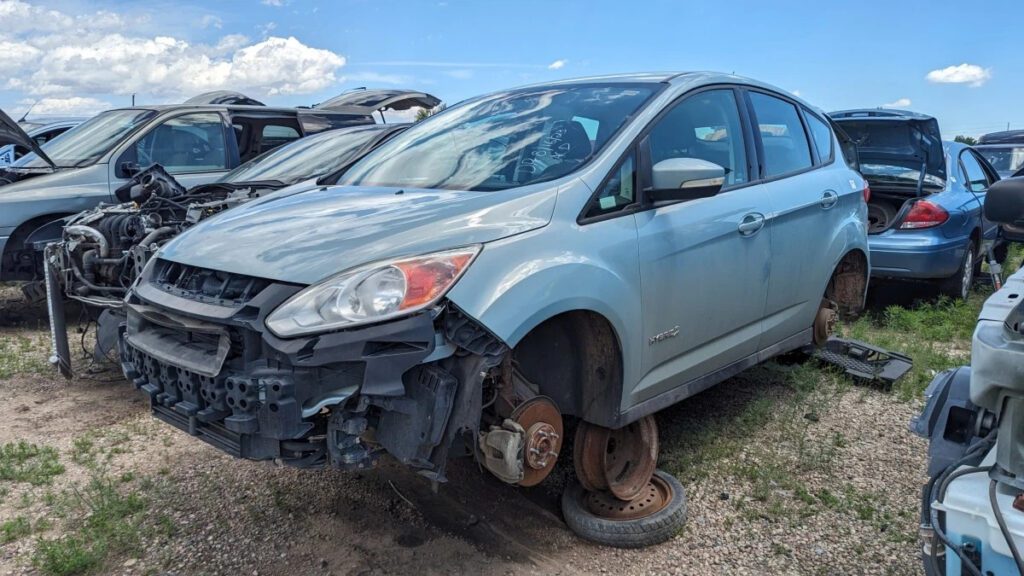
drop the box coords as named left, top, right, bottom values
left=803, top=111, right=834, bottom=164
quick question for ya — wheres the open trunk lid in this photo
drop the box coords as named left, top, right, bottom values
left=830, top=110, right=945, bottom=195
left=0, top=108, right=56, bottom=170
left=314, top=89, right=441, bottom=115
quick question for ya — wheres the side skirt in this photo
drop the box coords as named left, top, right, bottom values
left=615, top=328, right=813, bottom=427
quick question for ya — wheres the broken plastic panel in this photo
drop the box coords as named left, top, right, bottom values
left=813, top=337, right=913, bottom=385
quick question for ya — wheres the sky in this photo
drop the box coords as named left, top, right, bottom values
left=0, top=0, right=1020, bottom=137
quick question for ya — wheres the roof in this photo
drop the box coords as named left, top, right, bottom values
left=102, top=104, right=361, bottom=116
left=978, top=130, right=1024, bottom=145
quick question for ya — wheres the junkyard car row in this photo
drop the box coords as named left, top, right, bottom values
left=0, top=71, right=1019, bottom=558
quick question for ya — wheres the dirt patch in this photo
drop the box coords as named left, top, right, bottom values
left=0, top=292, right=932, bottom=575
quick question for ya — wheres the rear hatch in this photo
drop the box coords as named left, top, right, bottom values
left=830, top=110, right=945, bottom=196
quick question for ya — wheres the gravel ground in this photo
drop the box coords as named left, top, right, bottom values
left=0, top=288, right=930, bottom=575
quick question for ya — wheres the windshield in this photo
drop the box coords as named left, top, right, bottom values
left=218, top=126, right=383, bottom=185
left=977, top=146, right=1024, bottom=178
left=14, top=109, right=155, bottom=168
left=338, top=83, right=657, bottom=191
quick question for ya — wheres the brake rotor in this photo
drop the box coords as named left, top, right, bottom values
left=574, top=415, right=658, bottom=501
left=510, top=396, right=563, bottom=487
left=814, top=299, right=838, bottom=346
left=583, top=472, right=673, bottom=521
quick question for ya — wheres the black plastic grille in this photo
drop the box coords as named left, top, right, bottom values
left=152, top=259, right=271, bottom=305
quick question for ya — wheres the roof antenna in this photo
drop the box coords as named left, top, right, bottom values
left=18, top=100, right=37, bottom=122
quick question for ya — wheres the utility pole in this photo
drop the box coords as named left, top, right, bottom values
left=132, top=94, right=136, bottom=106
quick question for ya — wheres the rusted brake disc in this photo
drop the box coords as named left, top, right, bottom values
left=814, top=299, right=839, bottom=346
left=573, top=415, right=658, bottom=501
left=510, top=396, right=563, bottom=487
left=583, top=471, right=674, bottom=521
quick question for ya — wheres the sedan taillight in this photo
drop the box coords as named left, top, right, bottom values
left=900, top=200, right=948, bottom=229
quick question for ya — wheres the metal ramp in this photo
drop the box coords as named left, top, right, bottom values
left=813, top=337, right=913, bottom=385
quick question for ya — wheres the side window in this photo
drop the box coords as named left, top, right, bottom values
left=584, top=150, right=636, bottom=219
left=961, top=150, right=991, bottom=193
left=749, top=92, right=813, bottom=177
left=647, top=89, right=748, bottom=187
left=259, top=124, right=301, bottom=154
left=803, top=110, right=834, bottom=164
left=133, top=113, right=227, bottom=173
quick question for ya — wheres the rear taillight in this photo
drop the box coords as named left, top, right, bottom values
left=900, top=200, right=948, bottom=229
left=863, top=185, right=871, bottom=203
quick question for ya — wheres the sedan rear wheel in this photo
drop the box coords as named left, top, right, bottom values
left=937, top=240, right=975, bottom=300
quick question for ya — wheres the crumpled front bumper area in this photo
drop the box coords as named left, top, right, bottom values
left=118, top=259, right=453, bottom=470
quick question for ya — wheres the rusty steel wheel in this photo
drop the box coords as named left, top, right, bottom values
left=573, top=415, right=658, bottom=501
left=510, top=396, right=563, bottom=487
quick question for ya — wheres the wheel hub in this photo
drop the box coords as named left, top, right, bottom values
left=583, top=472, right=673, bottom=521
left=574, top=415, right=658, bottom=501
left=813, top=299, right=838, bottom=346
left=510, top=397, right=563, bottom=486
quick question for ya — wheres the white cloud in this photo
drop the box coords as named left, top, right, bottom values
left=791, top=89, right=801, bottom=97
left=881, top=97, right=912, bottom=109
left=257, top=22, right=278, bottom=36
left=0, top=1, right=346, bottom=102
left=547, top=59, right=567, bottom=70
left=445, top=69, right=473, bottom=80
left=926, top=63, right=991, bottom=87
left=200, top=15, right=223, bottom=29
left=18, top=96, right=112, bottom=116
left=261, top=0, right=285, bottom=5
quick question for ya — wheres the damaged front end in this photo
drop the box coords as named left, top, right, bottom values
left=46, top=165, right=272, bottom=374
left=119, top=258, right=516, bottom=481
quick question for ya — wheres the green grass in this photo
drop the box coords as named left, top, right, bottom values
left=1, top=516, right=32, bottom=543
left=0, top=441, right=65, bottom=486
left=33, top=474, right=148, bottom=576
left=0, top=332, right=52, bottom=379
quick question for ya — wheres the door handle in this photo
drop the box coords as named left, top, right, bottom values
left=821, top=190, right=838, bottom=209
left=738, top=213, right=765, bottom=236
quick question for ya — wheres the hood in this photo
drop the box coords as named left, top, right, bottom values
left=157, top=183, right=557, bottom=285
left=0, top=108, right=56, bottom=170
left=315, top=89, right=441, bottom=114
left=0, top=164, right=107, bottom=202
left=830, top=110, right=945, bottom=188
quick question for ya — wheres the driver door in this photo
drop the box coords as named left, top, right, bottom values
left=632, top=88, right=772, bottom=405
left=120, top=112, right=233, bottom=189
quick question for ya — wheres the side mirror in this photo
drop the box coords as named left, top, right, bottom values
left=649, top=158, right=726, bottom=203
left=986, top=177, right=1024, bottom=242
left=118, top=161, right=140, bottom=179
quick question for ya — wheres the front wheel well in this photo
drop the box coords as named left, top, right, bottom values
left=511, top=310, right=622, bottom=426
left=825, top=249, right=868, bottom=315
left=1, top=213, right=74, bottom=280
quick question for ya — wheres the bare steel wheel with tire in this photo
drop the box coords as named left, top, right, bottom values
left=563, top=416, right=687, bottom=547
left=562, top=469, right=687, bottom=548
left=937, top=240, right=975, bottom=300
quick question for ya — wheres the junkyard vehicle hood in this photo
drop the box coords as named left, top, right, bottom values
left=0, top=108, right=56, bottom=170
left=157, top=182, right=557, bottom=285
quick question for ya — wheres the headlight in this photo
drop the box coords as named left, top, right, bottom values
left=265, top=246, right=480, bottom=337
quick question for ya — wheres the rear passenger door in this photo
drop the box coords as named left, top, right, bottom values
left=960, top=148, right=998, bottom=242
left=633, top=87, right=772, bottom=404
left=751, top=91, right=851, bottom=348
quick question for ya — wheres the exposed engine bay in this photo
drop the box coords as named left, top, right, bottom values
left=47, top=165, right=279, bottom=370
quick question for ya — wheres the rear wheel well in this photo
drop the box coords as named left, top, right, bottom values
left=2, top=213, right=72, bottom=280
left=825, top=249, right=868, bottom=315
left=512, top=311, right=622, bottom=426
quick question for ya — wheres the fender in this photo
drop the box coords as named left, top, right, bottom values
left=445, top=220, right=643, bottom=401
